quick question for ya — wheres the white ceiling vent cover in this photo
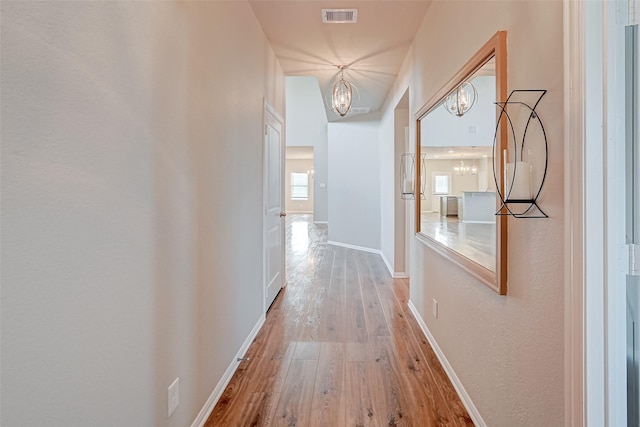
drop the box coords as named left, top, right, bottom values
left=322, top=9, right=358, bottom=24
left=350, top=107, right=370, bottom=115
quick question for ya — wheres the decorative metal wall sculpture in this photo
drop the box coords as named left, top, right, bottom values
left=401, top=153, right=415, bottom=200
left=493, top=89, right=548, bottom=218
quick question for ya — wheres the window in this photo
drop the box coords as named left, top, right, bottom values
left=433, top=173, right=450, bottom=195
left=291, top=172, right=309, bottom=200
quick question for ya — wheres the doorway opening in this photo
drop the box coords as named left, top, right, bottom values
left=393, top=89, right=410, bottom=279
left=285, top=146, right=315, bottom=216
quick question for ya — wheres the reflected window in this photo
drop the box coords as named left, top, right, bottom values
left=434, top=174, right=450, bottom=194
left=291, top=172, right=309, bottom=200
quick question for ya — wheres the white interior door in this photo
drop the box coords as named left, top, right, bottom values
left=625, top=23, right=639, bottom=427
left=264, top=102, right=286, bottom=311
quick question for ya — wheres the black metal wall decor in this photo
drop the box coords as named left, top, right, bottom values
left=401, top=153, right=415, bottom=200
left=492, top=89, right=548, bottom=218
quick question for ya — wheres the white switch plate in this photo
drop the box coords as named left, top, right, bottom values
left=320, top=183, right=326, bottom=188
left=432, top=299, right=438, bottom=319
left=168, top=377, right=180, bottom=417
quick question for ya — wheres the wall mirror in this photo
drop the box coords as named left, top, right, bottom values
left=416, top=31, right=507, bottom=294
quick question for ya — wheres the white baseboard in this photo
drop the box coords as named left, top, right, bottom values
left=190, top=314, right=266, bottom=427
left=407, top=300, right=486, bottom=427
left=327, top=240, right=380, bottom=255
left=380, top=251, right=394, bottom=275
left=378, top=251, right=408, bottom=278
left=327, top=241, right=409, bottom=278
left=313, top=221, right=328, bottom=224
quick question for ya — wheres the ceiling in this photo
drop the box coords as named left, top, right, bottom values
left=286, top=146, right=314, bottom=160
left=249, top=1, right=432, bottom=121
left=421, top=146, right=494, bottom=160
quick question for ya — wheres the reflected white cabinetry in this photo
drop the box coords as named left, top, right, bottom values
left=460, top=192, right=495, bottom=223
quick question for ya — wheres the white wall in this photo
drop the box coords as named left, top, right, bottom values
left=380, top=1, right=565, bottom=425
left=379, top=111, right=396, bottom=269
left=285, top=77, right=328, bottom=222
left=285, top=159, right=314, bottom=213
left=1, top=2, right=283, bottom=426
left=327, top=115, right=382, bottom=251
left=380, top=106, right=410, bottom=275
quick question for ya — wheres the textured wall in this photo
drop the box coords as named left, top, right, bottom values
left=1, top=2, right=283, bottom=426
left=380, top=1, right=565, bottom=425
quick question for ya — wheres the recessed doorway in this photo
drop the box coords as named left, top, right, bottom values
left=285, top=146, right=315, bottom=216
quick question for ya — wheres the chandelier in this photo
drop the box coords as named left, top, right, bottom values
left=454, top=159, right=470, bottom=176
left=454, top=150, right=479, bottom=176
left=332, top=66, right=352, bottom=117
left=443, top=81, right=477, bottom=117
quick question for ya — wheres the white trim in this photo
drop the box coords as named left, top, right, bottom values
left=407, top=300, right=485, bottom=427
left=264, top=98, right=285, bottom=124
left=379, top=250, right=408, bottom=278
left=380, top=251, right=395, bottom=276
left=563, top=0, right=586, bottom=425
left=327, top=240, right=380, bottom=255
left=263, top=99, right=286, bottom=314
left=313, top=221, right=328, bottom=225
left=582, top=2, right=609, bottom=425
left=604, top=2, right=630, bottom=423
left=287, top=210, right=313, bottom=214
left=190, top=314, right=266, bottom=427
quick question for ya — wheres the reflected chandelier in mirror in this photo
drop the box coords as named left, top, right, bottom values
left=415, top=31, right=508, bottom=294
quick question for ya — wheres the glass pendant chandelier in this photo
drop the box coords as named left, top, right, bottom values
left=332, top=66, right=352, bottom=117
left=443, top=81, right=478, bottom=117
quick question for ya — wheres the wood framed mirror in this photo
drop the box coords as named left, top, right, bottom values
left=415, top=31, right=507, bottom=294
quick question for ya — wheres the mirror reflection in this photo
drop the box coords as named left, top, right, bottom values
left=418, top=59, right=497, bottom=272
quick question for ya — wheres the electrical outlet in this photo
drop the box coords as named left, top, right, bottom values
left=168, top=377, right=180, bottom=418
left=432, top=299, right=438, bottom=319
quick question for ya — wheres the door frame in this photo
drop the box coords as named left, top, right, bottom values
left=263, top=99, right=286, bottom=313
left=564, top=1, right=638, bottom=424
left=563, top=1, right=587, bottom=423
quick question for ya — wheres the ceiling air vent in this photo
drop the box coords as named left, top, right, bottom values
left=350, top=107, right=370, bottom=115
left=322, top=9, right=358, bottom=24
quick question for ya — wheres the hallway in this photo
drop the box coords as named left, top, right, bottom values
left=207, top=215, right=473, bottom=426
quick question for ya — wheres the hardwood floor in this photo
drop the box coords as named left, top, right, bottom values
left=420, top=212, right=495, bottom=272
left=206, top=214, right=473, bottom=426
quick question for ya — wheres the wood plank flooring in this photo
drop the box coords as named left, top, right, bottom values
left=206, top=214, right=473, bottom=426
left=420, top=212, right=495, bottom=272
